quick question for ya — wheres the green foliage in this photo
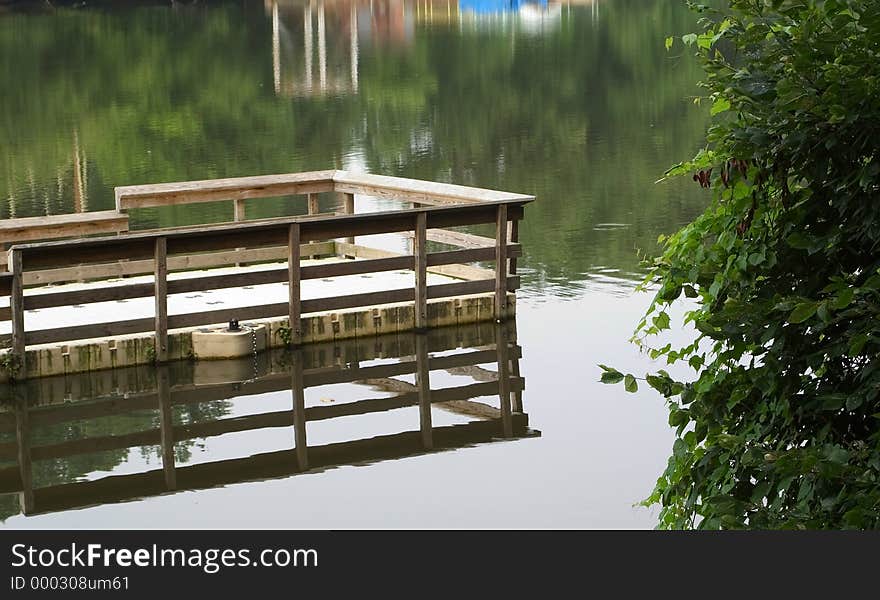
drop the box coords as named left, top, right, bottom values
left=275, top=324, right=292, bottom=347
left=604, top=0, right=880, bottom=528
left=144, top=344, right=157, bottom=365
left=0, top=352, right=22, bottom=381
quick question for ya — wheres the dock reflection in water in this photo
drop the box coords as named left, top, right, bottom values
left=0, top=321, right=535, bottom=521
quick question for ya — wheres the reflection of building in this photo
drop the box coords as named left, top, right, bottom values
left=269, top=0, right=361, bottom=97
left=266, top=0, right=600, bottom=97
left=0, top=322, right=535, bottom=519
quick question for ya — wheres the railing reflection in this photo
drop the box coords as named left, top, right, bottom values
left=0, top=321, right=535, bottom=519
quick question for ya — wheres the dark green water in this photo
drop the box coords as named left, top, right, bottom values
left=0, top=0, right=710, bottom=528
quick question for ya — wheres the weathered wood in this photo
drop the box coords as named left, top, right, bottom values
left=288, top=223, right=302, bottom=345
left=154, top=238, right=168, bottom=363
left=306, top=194, right=320, bottom=259
left=233, top=198, right=246, bottom=222
left=0, top=272, right=14, bottom=296
left=403, top=228, right=496, bottom=249
left=415, top=212, right=428, bottom=330
left=341, top=192, right=355, bottom=250
left=332, top=171, right=534, bottom=205
left=0, top=211, right=129, bottom=245
left=115, top=171, right=336, bottom=210
left=24, top=318, right=156, bottom=346
left=508, top=218, right=519, bottom=276
left=299, top=276, right=519, bottom=315
left=24, top=282, right=156, bottom=311
left=336, top=242, right=501, bottom=281
left=495, top=204, right=508, bottom=322
left=19, top=278, right=518, bottom=347
left=14, top=202, right=526, bottom=271
left=21, top=242, right=335, bottom=287
left=10, top=250, right=25, bottom=371
left=416, top=333, right=432, bottom=449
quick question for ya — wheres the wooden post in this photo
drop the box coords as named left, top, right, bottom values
left=292, top=354, right=308, bottom=470
left=416, top=333, right=433, bottom=449
left=233, top=199, right=246, bottom=266
left=342, top=192, right=355, bottom=256
left=414, top=212, right=428, bottom=331
left=154, top=237, right=168, bottom=363
left=307, top=193, right=319, bottom=259
left=15, top=396, right=34, bottom=515
left=158, top=366, right=176, bottom=490
left=508, top=217, right=519, bottom=276
left=495, top=204, right=508, bottom=322
left=10, top=249, right=25, bottom=377
left=496, top=322, right=513, bottom=438
left=288, top=223, right=302, bottom=346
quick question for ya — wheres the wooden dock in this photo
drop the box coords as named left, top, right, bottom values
left=0, top=171, right=534, bottom=381
left=0, top=322, right=533, bottom=518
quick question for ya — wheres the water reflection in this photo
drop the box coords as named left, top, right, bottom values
left=269, top=0, right=582, bottom=98
left=0, top=321, right=535, bottom=520
left=0, top=0, right=707, bottom=297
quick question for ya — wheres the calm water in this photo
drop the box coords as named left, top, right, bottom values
left=0, top=0, right=710, bottom=528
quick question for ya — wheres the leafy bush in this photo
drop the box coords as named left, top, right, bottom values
left=604, top=0, right=880, bottom=528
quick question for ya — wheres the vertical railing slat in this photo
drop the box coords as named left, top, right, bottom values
left=233, top=198, right=246, bottom=222
left=307, top=193, right=319, bottom=216
left=342, top=192, right=355, bottom=255
left=307, top=193, right=319, bottom=259
left=10, top=249, right=25, bottom=376
left=288, top=223, right=302, bottom=346
left=414, top=212, right=428, bottom=331
left=495, top=204, right=508, bottom=322
left=154, top=237, right=168, bottom=363
left=508, top=217, right=519, bottom=276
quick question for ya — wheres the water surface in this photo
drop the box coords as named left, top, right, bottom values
left=0, top=0, right=710, bottom=528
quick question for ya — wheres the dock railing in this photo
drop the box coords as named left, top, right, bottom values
left=1, top=171, right=533, bottom=377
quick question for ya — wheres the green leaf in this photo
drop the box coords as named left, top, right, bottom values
left=665, top=36, right=674, bottom=51
left=710, top=97, right=731, bottom=115
left=786, top=232, right=812, bottom=249
left=848, top=334, right=868, bottom=356
left=653, top=312, right=671, bottom=330
left=788, top=303, right=817, bottom=324
left=682, top=33, right=697, bottom=46
left=832, top=287, right=854, bottom=310
left=624, top=374, right=638, bottom=393
left=598, top=364, right=624, bottom=384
